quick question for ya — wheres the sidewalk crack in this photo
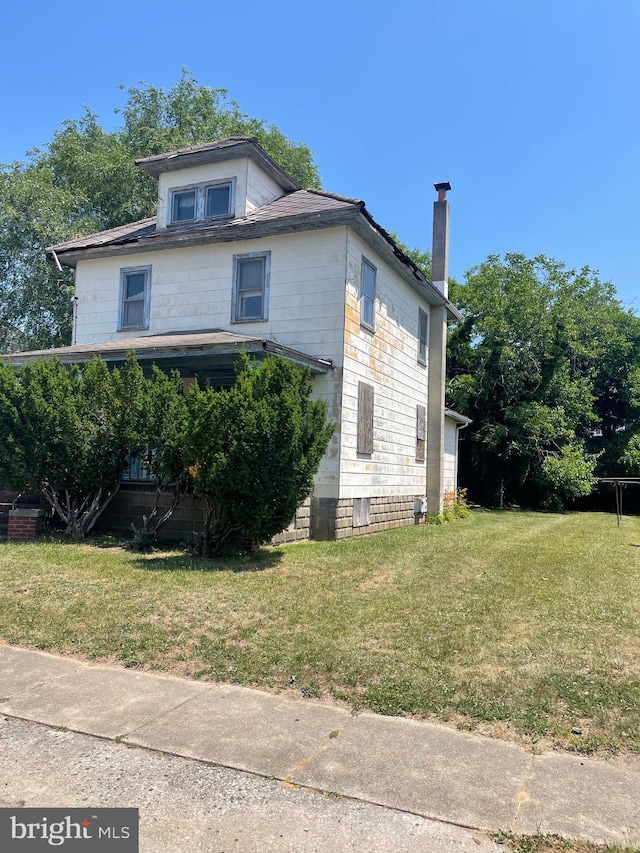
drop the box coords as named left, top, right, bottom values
left=511, top=754, right=535, bottom=832
left=282, top=714, right=358, bottom=785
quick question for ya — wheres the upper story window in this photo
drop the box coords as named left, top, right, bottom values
left=168, top=178, right=235, bottom=225
left=418, top=308, right=429, bottom=364
left=119, top=266, right=151, bottom=331
left=360, top=257, right=377, bottom=331
left=232, top=251, right=271, bottom=323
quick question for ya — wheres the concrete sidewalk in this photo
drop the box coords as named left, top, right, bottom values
left=1, top=645, right=638, bottom=847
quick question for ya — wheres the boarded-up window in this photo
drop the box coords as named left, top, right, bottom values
left=416, top=404, right=426, bottom=462
left=353, top=497, right=371, bottom=528
left=357, top=382, right=374, bottom=455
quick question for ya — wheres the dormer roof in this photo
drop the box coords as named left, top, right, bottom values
left=136, top=136, right=300, bottom=192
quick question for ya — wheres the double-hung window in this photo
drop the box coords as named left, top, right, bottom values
left=232, top=251, right=270, bottom=322
left=169, top=178, right=235, bottom=225
left=119, top=266, right=151, bottom=330
left=418, top=308, right=429, bottom=364
left=361, top=257, right=376, bottom=331
left=171, top=189, right=197, bottom=223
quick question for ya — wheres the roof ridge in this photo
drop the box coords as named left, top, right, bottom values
left=135, top=137, right=258, bottom=165
left=306, top=187, right=363, bottom=206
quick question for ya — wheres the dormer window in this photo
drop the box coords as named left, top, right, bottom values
left=168, top=178, right=235, bottom=225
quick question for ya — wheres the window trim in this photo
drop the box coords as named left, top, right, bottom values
left=118, top=265, right=151, bottom=331
left=167, top=177, right=236, bottom=226
left=360, top=257, right=377, bottom=331
left=231, top=250, right=271, bottom=323
left=418, top=308, right=429, bottom=365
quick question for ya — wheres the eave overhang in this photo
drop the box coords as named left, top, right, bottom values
left=1, top=331, right=333, bottom=384
left=444, top=408, right=472, bottom=425
left=135, top=137, right=301, bottom=192
left=48, top=206, right=462, bottom=322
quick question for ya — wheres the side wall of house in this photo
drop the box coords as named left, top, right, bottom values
left=443, top=417, right=459, bottom=499
left=311, top=228, right=431, bottom=540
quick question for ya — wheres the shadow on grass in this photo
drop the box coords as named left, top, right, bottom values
left=133, top=547, right=283, bottom=574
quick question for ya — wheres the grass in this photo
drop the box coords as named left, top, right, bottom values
left=1, top=510, right=640, bottom=754
left=494, top=831, right=640, bottom=853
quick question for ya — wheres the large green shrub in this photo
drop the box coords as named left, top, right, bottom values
left=185, top=355, right=334, bottom=557
left=0, top=353, right=146, bottom=538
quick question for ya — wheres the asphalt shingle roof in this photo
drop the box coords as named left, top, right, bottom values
left=47, top=191, right=360, bottom=256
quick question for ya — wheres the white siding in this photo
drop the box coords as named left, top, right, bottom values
left=246, top=159, right=285, bottom=213
left=339, top=229, right=431, bottom=499
left=443, top=417, right=459, bottom=498
left=156, top=157, right=286, bottom=226
left=73, top=227, right=349, bottom=499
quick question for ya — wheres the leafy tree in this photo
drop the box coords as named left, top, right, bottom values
left=127, top=366, right=190, bottom=551
left=1, top=70, right=321, bottom=353
left=0, top=353, right=146, bottom=538
left=445, top=253, right=636, bottom=508
left=184, top=355, right=334, bottom=557
left=621, top=434, right=640, bottom=474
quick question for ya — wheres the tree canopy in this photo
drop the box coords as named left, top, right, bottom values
left=0, top=71, right=321, bottom=353
left=447, top=253, right=640, bottom=508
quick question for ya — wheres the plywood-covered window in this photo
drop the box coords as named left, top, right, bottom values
left=352, top=497, right=371, bottom=528
left=357, top=382, right=374, bottom=455
left=360, top=258, right=377, bottom=330
left=416, top=404, right=426, bottom=462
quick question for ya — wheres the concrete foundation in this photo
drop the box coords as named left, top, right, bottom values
left=99, top=489, right=424, bottom=545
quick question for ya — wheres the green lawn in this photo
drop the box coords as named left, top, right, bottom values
left=1, top=510, right=640, bottom=754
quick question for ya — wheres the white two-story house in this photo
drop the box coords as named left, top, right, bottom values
left=10, top=137, right=468, bottom=541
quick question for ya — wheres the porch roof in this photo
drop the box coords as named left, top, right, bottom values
left=2, top=330, right=333, bottom=385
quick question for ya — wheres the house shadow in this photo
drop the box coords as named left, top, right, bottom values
left=133, top=547, right=283, bottom=574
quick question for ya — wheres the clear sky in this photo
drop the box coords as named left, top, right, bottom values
left=1, top=0, right=638, bottom=311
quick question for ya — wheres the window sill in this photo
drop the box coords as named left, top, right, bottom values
left=167, top=213, right=235, bottom=229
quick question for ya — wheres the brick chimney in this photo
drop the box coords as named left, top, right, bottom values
left=426, top=181, right=452, bottom=515
left=432, top=182, right=451, bottom=298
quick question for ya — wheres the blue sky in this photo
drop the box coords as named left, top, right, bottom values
left=1, top=0, right=638, bottom=311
